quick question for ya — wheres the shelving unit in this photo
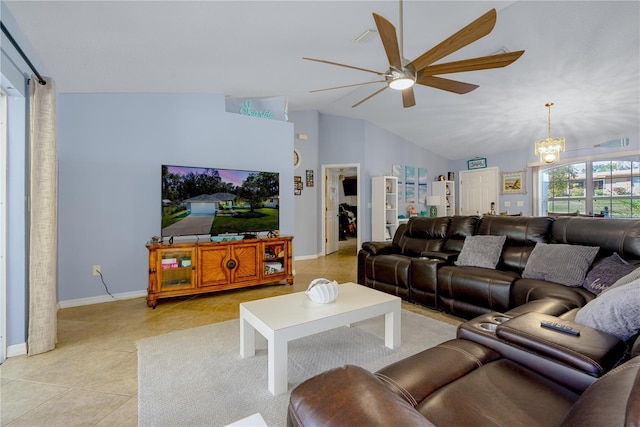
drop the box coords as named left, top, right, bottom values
left=432, top=180, right=456, bottom=217
left=146, top=236, right=293, bottom=307
left=372, top=176, right=398, bottom=241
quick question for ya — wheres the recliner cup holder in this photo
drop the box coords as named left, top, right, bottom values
left=493, top=316, right=510, bottom=324
left=476, top=322, right=498, bottom=332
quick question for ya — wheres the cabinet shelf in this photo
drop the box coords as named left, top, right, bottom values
left=432, top=180, right=456, bottom=217
left=372, top=176, right=398, bottom=242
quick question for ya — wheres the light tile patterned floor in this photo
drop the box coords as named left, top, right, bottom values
left=0, top=238, right=461, bottom=426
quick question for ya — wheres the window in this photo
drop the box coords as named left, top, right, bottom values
left=540, top=156, right=640, bottom=218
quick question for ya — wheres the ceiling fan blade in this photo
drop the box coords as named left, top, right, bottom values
left=408, top=9, right=497, bottom=72
left=372, top=13, right=402, bottom=70
left=309, top=80, right=386, bottom=93
left=420, top=51, right=525, bottom=76
left=417, top=76, right=479, bottom=94
left=303, top=57, right=387, bottom=76
left=402, top=88, right=416, bottom=108
left=352, top=86, right=388, bottom=108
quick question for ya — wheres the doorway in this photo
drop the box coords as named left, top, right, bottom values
left=321, top=164, right=361, bottom=257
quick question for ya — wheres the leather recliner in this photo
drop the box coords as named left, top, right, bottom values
left=288, top=313, right=640, bottom=427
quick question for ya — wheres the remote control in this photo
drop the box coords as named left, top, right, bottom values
left=540, top=321, right=580, bottom=336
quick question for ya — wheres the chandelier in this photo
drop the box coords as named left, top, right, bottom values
left=534, top=102, right=565, bottom=164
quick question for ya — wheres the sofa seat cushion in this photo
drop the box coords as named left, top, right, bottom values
left=364, top=254, right=412, bottom=291
left=415, top=359, right=579, bottom=427
left=438, top=265, right=519, bottom=313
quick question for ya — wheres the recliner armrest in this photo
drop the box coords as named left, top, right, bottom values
left=288, top=365, right=435, bottom=427
left=361, top=241, right=399, bottom=256
left=496, top=312, right=627, bottom=377
left=420, top=250, right=459, bottom=262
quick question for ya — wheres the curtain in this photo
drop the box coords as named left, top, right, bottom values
left=27, top=76, right=58, bottom=355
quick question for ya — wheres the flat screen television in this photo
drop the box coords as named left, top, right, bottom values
left=161, top=165, right=279, bottom=238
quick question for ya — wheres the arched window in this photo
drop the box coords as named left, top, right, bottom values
left=540, top=156, right=640, bottom=218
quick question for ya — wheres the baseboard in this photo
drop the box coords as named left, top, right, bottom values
left=58, top=290, right=147, bottom=309
left=7, top=342, right=27, bottom=358
left=294, top=254, right=319, bottom=261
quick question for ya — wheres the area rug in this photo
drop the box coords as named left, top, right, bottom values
left=138, top=309, right=457, bottom=427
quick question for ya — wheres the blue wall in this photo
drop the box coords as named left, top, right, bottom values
left=57, top=93, right=294, bottom=302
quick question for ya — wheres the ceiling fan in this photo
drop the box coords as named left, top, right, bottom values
left=304, top=2, right=524, bottom=108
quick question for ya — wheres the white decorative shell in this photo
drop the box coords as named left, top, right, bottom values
left=305, top=278, right=339, bottom=304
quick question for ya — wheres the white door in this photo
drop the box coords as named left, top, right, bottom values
left=459, top=167, right=499, bottom=215
left=325, top=170, right=340, bottom=254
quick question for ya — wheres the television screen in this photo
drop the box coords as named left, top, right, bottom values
left=161, top=165, right=279, bottom=238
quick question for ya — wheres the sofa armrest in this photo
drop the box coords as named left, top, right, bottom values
left=420, top=250, right=458, bottom=262
left=287, top=365, right=435, bottom=427
left=361, top=241, right=399, bottom=256
left=496, top=312, right=627, bottom=377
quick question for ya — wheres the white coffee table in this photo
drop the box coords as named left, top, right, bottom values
left=239, top=282, right=401, bottom=395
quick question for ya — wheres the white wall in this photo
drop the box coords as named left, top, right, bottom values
left=57, top=93, right=294, bottom=302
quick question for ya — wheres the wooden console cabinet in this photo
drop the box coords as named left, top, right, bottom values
left=146, top=236, right=293, bottom=307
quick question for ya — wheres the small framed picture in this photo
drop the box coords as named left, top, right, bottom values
left=467, top=157, right=487, bottom=170
left=500, top=170, right=527, bottom=194
left=306, top=169, right=314, bottom=187
left=294, top=176, right=303, bottom=195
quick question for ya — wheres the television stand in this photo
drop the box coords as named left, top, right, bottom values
left=146, top=236, right=293, bottom=308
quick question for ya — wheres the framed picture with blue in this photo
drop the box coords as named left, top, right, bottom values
left=467, top=157, right=487, bottom=170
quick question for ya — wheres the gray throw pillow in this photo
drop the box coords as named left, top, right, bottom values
left=575, top=278, right=640, bottom=341
left=522, top=243, right=599, bottom=287
left=582, top=253, right=637, bottom=295
left=454, top=235, right=507, bottom=269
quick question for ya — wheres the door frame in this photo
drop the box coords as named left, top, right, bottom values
left=321, top=163, right=361, bottom=256
left=0, top=89, right=6, bottom=362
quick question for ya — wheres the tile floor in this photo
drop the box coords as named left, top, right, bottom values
left=0, top=238, right=461, bottom=426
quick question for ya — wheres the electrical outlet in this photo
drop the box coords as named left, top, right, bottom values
left=92, top=265, right=101, bottom=276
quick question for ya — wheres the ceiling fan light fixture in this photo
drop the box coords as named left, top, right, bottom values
left=389, top=77, right=415, bottom=90
left=534, top=102, right=565, bottom=164
left=387, top=68, right=415, bottom=90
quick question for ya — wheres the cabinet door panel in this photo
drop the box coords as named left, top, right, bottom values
left=199, top=246, right=230, bottom=286
left=232, top=244, right=260, bottom=283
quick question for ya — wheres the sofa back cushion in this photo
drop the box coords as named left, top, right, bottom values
left=475, top=216, right=554, bottom=271
left=397, top=217, right=450, bottom=256
left=442, top=216, right=480, bottom=252
left=551, top=217, right=640, bottom=262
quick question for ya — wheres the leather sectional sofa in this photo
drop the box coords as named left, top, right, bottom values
left=287, top=216, right=640, bottom=426
left=358, top=215, right=640, bottom=319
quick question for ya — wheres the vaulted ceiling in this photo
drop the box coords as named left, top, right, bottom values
left=5, top=1, right=639, bottom=160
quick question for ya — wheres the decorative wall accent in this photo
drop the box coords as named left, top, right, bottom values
left=306, top=170, right=314, bottom=187
left=405, top=166, right=415, bottom=203
left=500, top=170, right=527, bottom=194
left=467, top=157, right=487, bottom=169
left=294, top=176, right=302, bottom=195
left=418, top=168, right=428, bottom=203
